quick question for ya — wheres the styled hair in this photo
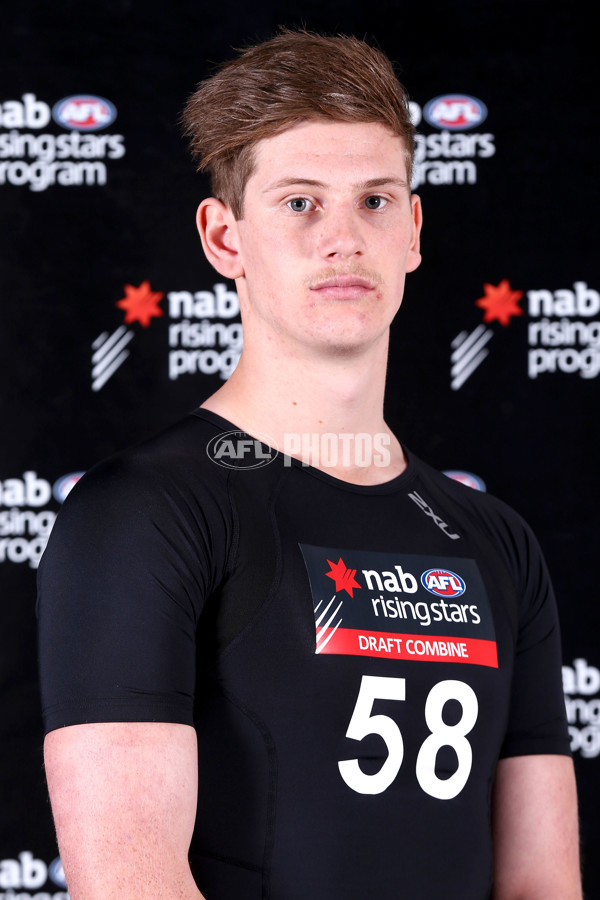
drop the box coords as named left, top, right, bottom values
left=182, top=28, right=415, bottom=219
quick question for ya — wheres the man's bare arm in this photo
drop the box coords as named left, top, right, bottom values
left=491, top=754, right=582, bottom=899
left=44, top=721, right=204, bottom=900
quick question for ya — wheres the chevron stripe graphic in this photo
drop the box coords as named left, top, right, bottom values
left=450, top=325, right=494, bottom=390
left=91, top=326, right=135, bottom=391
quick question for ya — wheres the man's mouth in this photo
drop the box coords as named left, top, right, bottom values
left=308, top=274, right=378, bottom=299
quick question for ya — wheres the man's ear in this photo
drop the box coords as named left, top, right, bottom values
left=196, top=198, right=244, bottom=279
left=405, top=194, right=423, bottom=274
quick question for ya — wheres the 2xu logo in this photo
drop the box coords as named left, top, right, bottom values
left=408, top=491, right=460, bottom=541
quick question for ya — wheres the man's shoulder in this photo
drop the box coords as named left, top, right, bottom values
left=410, top=451, right=524, bottom=525
left=58, top=410, right=233, bottom=526
left=408, top=450, right=539, bottom=574
left=117, top=408, right=227, bottom=473
left=85, top=409, right=226, bottom=479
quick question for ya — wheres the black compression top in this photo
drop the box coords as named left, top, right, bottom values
left=37, top=409, right=570, bottom=900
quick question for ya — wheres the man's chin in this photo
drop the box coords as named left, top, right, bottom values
left=303, top=328, right=390, bottom=359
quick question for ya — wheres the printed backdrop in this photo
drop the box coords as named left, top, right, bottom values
left=2, top=1, right=598, bottom=896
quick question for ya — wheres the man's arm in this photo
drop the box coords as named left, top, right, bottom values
left=491, top=754, right=582, bottom=899
left=44, top=721, right=205, bottom=900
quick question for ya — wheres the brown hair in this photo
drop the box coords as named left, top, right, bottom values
left=182, top=28, right=415, bottom=219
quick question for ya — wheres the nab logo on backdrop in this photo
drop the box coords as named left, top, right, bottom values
left=0, top=91, right=125, bottom=191
left=92, top=280, right=242, bottom=391
left=527, top=281, right=600, bottom=381
left=0, top=851, right=68, bottom=897
left=409, top=92, right=494, bottom=189
left=450, top=278, right=600, bottom=389
left=0, top=471, right=82, bottom=569
left=563, top=658, right=600, bottom=759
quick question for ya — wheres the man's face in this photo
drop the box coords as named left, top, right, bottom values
left=223, top=119, right=422, bottom=357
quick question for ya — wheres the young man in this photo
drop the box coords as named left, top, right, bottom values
left=38, top=30, right=581, bottom=899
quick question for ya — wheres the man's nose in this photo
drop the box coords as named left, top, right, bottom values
left=316, top=206, right=366, bottom=259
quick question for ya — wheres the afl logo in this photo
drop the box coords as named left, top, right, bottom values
left=52, top=95, right=117, bottom=131
left=206, top=430, right=278, bottom=469
left=49, top=857, right=67, bottom=888
left=424, top=94, right=487, bottom=131
left=443, top=470, right=486, bottom=492
left=53, top=471, right=85, bottom=503
left=421, top=568, right=466, bottom=597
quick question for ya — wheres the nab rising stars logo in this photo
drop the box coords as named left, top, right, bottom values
left=452, top=278, right=600, bottom=387
left=314, top=557, right=360, bottom=654
left=92, top=280, right=242, bottom=390
left=302, top=544, right=498, bottom=668
left=91, top=281, right=164, bottom=391
left=451, top=279, right=524, bottom=390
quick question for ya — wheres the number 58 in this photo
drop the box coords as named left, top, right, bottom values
left=338, top=675, right=478, bottom=799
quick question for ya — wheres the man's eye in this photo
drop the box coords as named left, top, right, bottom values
left=287, top=198, right=313, bottom=212
left=364, top=196, right=387, bottom=209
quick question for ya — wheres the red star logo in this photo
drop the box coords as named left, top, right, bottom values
left=326, top=558, right=361, bottom=597
left=116, top=281, right=164, bottom=328
left=475, top=279, right=524, bottom=327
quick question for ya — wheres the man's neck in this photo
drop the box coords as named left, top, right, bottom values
left=201, top=334, right=406, bottom=485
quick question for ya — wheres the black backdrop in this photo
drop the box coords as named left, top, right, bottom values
left=2, top=2, right=598, bottom=896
